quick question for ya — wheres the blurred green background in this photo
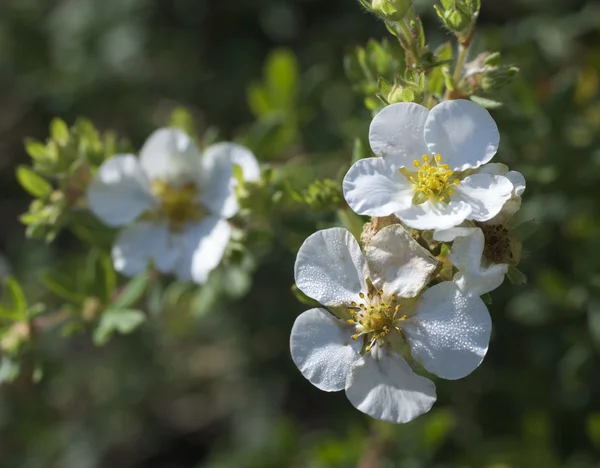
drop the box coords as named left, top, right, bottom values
left=2, top=0, right=600, bottom=466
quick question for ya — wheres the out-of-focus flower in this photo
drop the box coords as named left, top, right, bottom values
left=343, top=100, right=513, bottom=230
left=87, top=128, right=259, bottom=284
left=290, top=225, right=491, bottom=423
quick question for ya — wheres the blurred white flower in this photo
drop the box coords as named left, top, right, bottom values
left=343, top=100, right=513, bottom=230
left=290, top=225, right=491, bottom=423
left=87, top=128, right=259, bottom=284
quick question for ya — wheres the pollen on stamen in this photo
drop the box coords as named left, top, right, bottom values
left=359, top=293, right=365, bottom=299
left=435, top=154, right=442, bottom=162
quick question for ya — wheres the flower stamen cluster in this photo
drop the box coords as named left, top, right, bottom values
left=347, top=290, right=407, bottom=351
left=409, top=154, right=459, bottom=204
left=151, top=180, right=204, bottom=232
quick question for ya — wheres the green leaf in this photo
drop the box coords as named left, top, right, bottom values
left=16, top=166, right=52, bottom=198
left=24, top=138, right=48, bottom=161
left=5, top=277, right=27, bottom=318
left=247, top=83, right=271, bottom=118
left=481, top=293, right=493, bottom=305
left=42, top=272, right=86, bottom=305
left=112, top=272, right=149, bottom=309
left=507, top=266, right=527, bottom=286
left=470, top=95, right=504, bottom=109
left=93, top=309, right=146, bottom=346
left=265, top=48, right=300, bottom=109
left=352, top=138, right=367, bottom=163
left=511, top=219, right=539, bottom=241
left=291, top=284, right=321, bottom=308
left=50, top=118, right=69, bottom=146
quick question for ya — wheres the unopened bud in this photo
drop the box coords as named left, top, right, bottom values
left=370, top=0, right=412, bottom=22
left=481, top=66, right=519, bottom=91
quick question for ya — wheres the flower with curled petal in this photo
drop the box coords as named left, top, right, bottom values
left=343, top=100, right=514, bottom=230
left=434, top=164, right=527, bottom=295
left=290, top=224, right=492, bottom=423
left=87, top=128, right=259, bottom=284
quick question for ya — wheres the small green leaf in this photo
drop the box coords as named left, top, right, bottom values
left=247, top=83, right=271, bottom=118
left=511, top=219, right=539, bottom=241
left=24, top=138, right=48, bottom=161
left=265, top=48, right=300, bottom=109
left=292, top=284, right=321, bottom=308
left=352, top=138, right=367, bottom=163
left=42, top=272, right=86, bottom=305
left=16, top=166, right=52, bottom=198
left=5, top=277, right=27, bottom=318
left=93, top=309, right=146, bottom=346
left=470, top=95, right=504, bottom=109
left=507, top=266, right=527, bottom=286
left=50, top=118, right=69, bottom=146
left=112, top=272, right=149, bottom=309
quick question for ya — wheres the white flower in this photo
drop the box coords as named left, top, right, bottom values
left=477, top=163, right=526, bottom=225
left=343, top=100, right=514, bottom=230
left=291, top=225, right=492, bottom=423
left=87, top=128, right=259, bottom=284
left=433, top=165, right=526, bottom=295
left=434, top=227, right=508, bottom=296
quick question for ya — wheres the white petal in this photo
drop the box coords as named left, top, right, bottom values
left=433, top=226, right=478, bottom=242
left=204, top=142, right=260, bottom=182
left=395, top=199, right=472, bottom=230
left=455, top=173, right=513, bottom=222
left=369, top=103, right=431, bottom=167
left=200, top=146, right=238, bottom=219
left=402, top=282, right=491, bottom=380
left=345, top=347, right=437, bottom=423
left=112, top=221, right=178, bottom=276
left=174, top=216, right=231, bottom=284
left=449, top=228, right=508, bottom=295
left=424, top=100, right=499, bottom=171
left=290, top=308, right=362, bottom=392
left=295, top=228, right=368, bottom=307
left=366, top=225, right=438, bottom=298
left=139, top=128, right=202, bottom=184
left=87, top=154, right=155, bottom=227
left=506, top=170, right=526, bottom=196
left=343, top=158, right=413, bottom=217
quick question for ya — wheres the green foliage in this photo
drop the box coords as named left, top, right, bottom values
left=0, top=0, right=599, bottom=467
left=18, top=118, right=129, bottom=243
left=246, top=48, right=302, bottom=157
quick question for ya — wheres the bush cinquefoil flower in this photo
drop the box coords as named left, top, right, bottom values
left=343, top=100, right=514, bottom=230
left=290, top=225, right=492, bottom=423
left=87, top=128, right=259, bottom=284
left=434, top=165, right=526, bottom=295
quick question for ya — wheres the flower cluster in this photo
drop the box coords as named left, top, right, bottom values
left=87, top=128, right=259, bottom=284
left=291, top=100, right=527, bottom=423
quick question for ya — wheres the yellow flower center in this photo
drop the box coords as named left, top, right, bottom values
left=347, top=290, right=406, bottom=351
left=408, top=154, right=459, bottom=204
left=151, top=180, right=205, bottom=231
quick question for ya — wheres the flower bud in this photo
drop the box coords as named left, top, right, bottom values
left=481, top=66, right=519, bottom=91
left=369, top=0, right=412, bottom=22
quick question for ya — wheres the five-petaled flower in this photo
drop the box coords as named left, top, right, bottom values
left=87, top=127, right=259, bottom=284
left=290, top=225, right=492, bottom=423
left=343, top=100, right=514, bottom=230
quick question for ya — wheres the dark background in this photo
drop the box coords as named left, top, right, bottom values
left=1, top=0, right=600, bottom=466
